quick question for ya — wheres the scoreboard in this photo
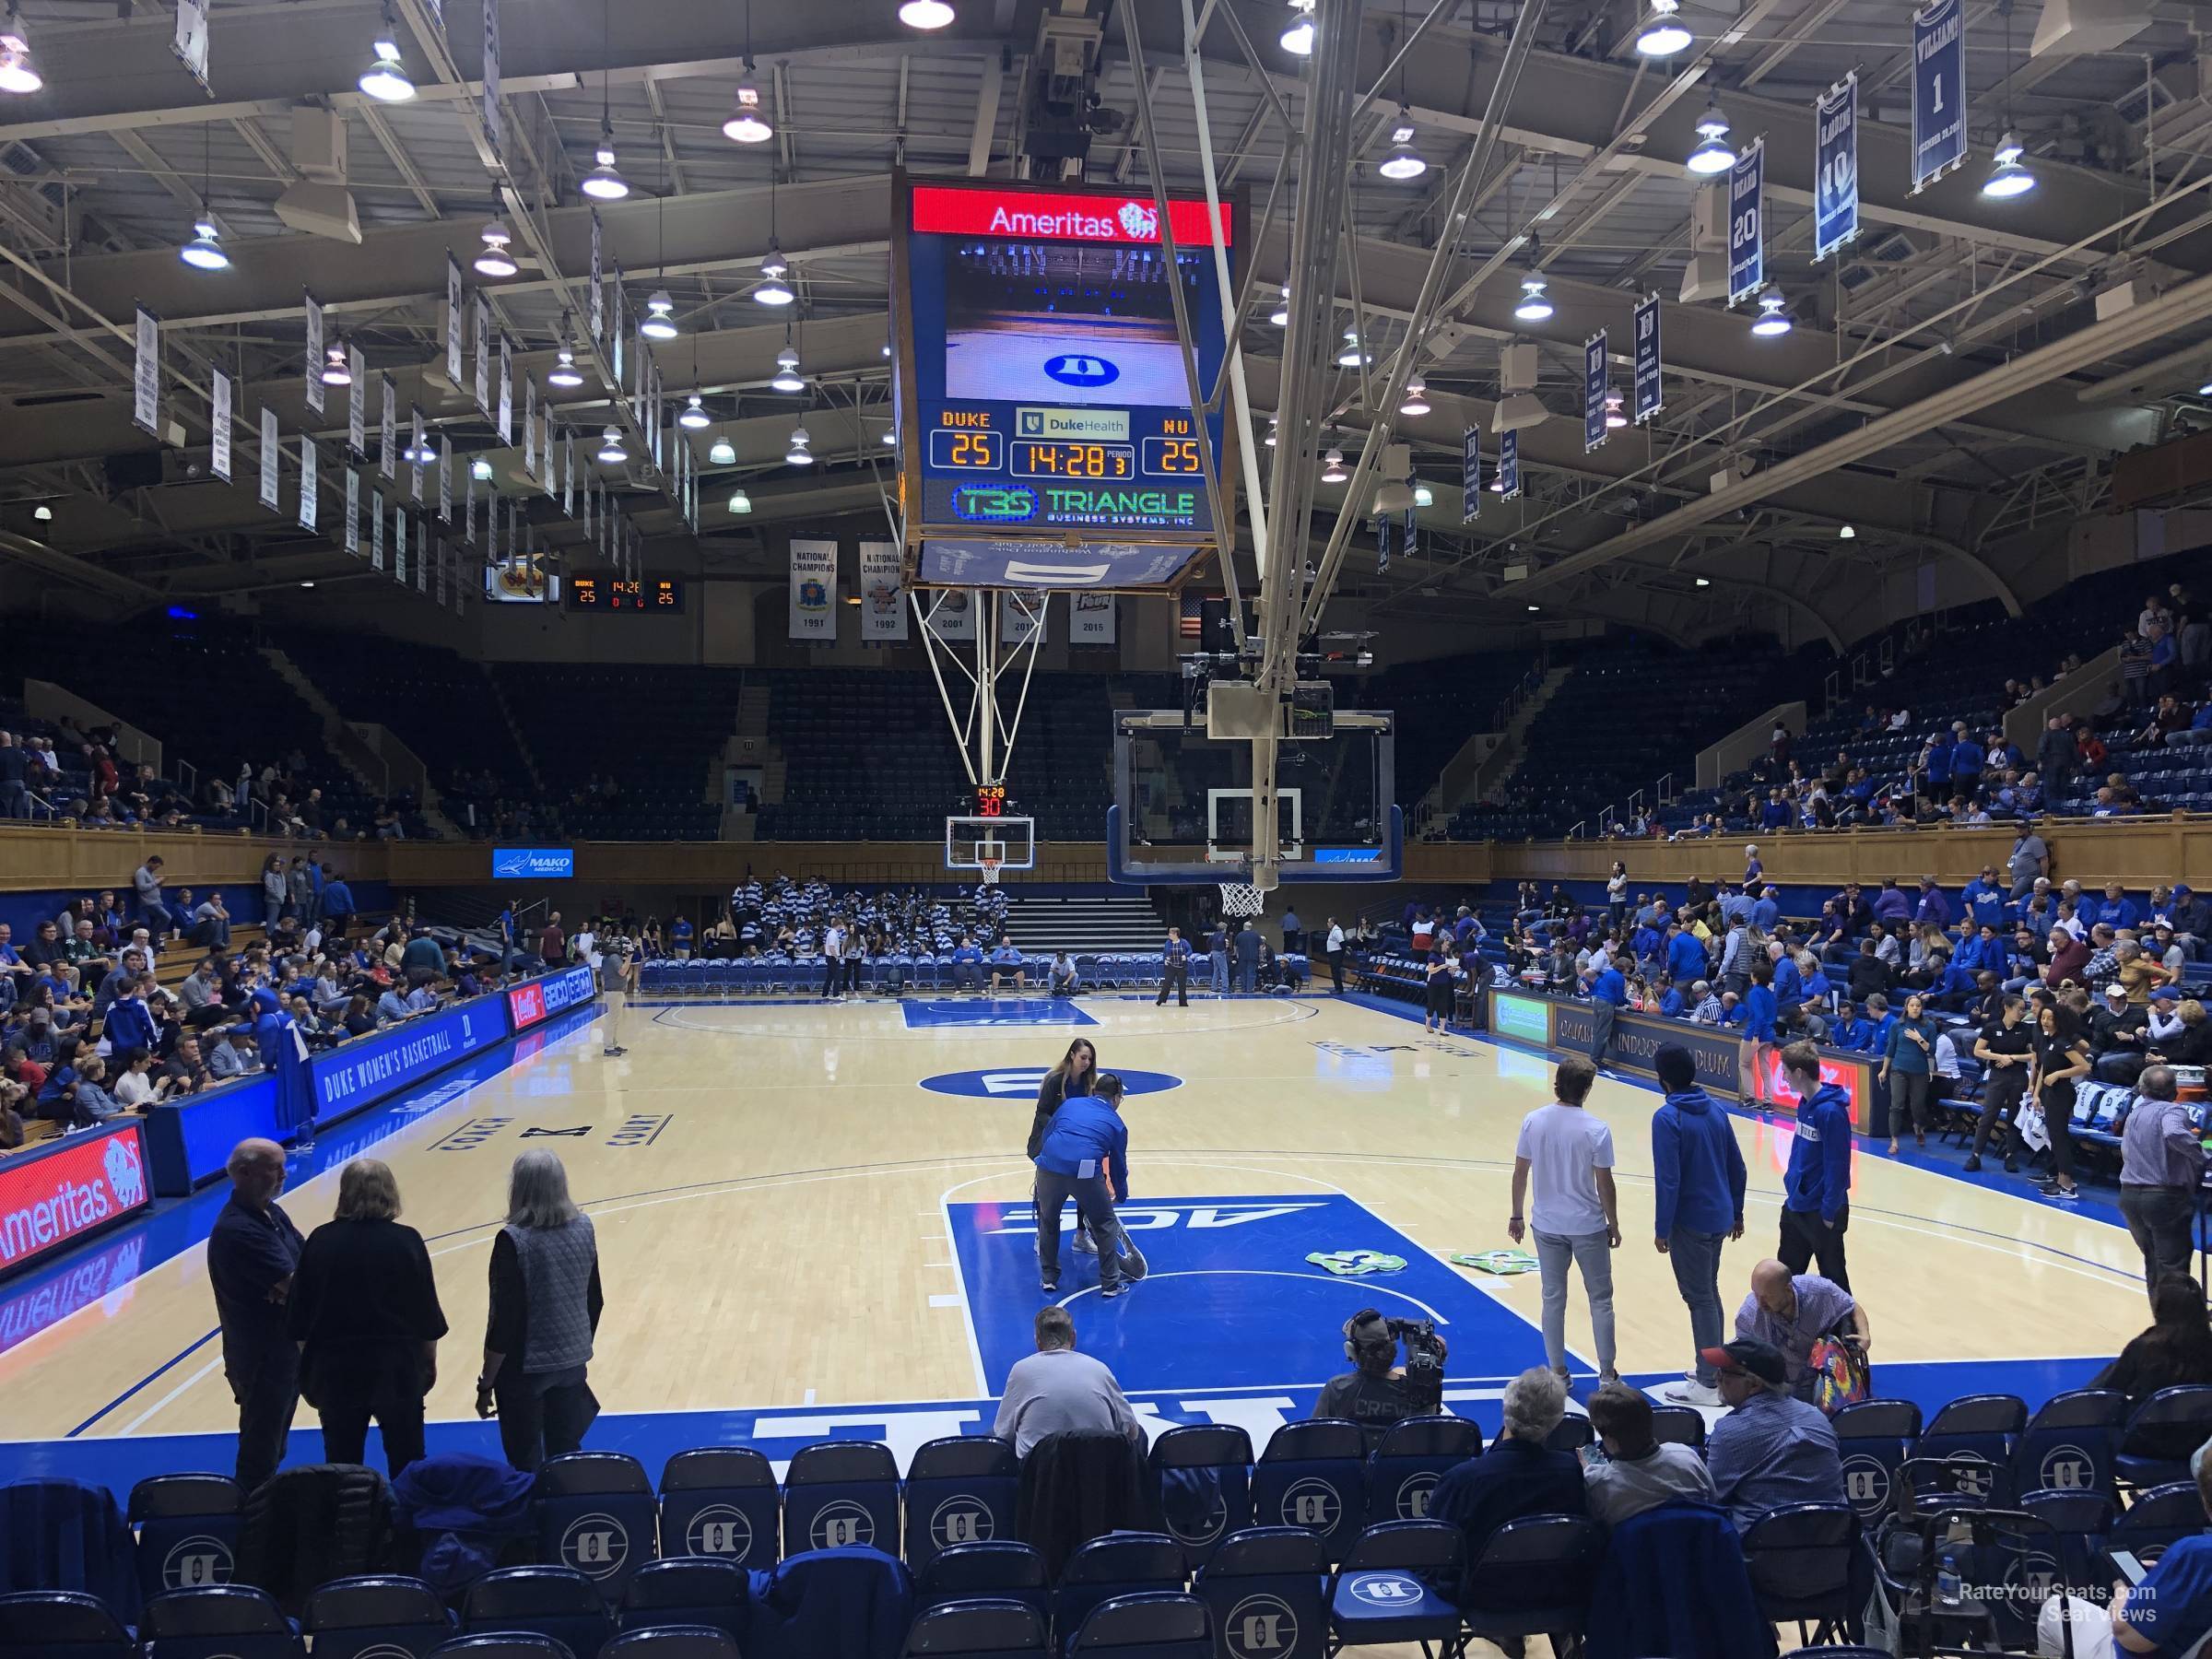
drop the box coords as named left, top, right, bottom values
left=891, top=173, right=1236, bottom=592
left=566, top=575, right=684, bottom=613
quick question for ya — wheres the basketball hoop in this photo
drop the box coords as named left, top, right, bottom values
left=1218, top=881, right=1265, bottom=918
left=978, top=855, right=1004, bottom=887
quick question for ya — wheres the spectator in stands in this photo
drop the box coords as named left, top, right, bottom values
left=1877, top=992, right=1938, bottom=1155
left=1738, top=960, right=1778, bottom=1106
left=1048, top=951, right=1077, bottom=998
left=2107, top=1438, right=2212, bottom=1655
left=988, top=939, right=1026, bottom=994
left=1582, top=1382, right=1714, bottom=1527
left=992, top=1305, right=1142, bottom=1457
left=538, top=911, right=565, bottom=969
left=288, top=1158, right=448, bottom=1477
left=1430, top=1366, right=1585, bottom=1615
left=1702, top=1338, right=1846, bottom=1530
left=1325, top=916, right=1347, bottom=995
left=950, top=934, right=984, bottom=994
left=133, top=854, right=174, bottom=947
left=1775, top=1042, right=1853, bottom=1286
left=2118, top=1065, right=2206, bottom=1303
left=260, top=855, right=288, bottom=926
left=1870, top=878, right=1912, bottom=926
left=319, top=866, right=354, bottom=939
left=1508, top=1056, right=1620, bottom=1386
left=210, top=1027, right=261, bottom=1079
left=341, top=994, right=378, bottom=1039
left=161, top=1033, right=209, bottom=1096
left=208, top=1137, right=304, bottom=1490
left=1651, top=1043, right=1747, bottom=1408
left=1281, top=905, right=1304, bottom=955
left=187, top=891, right=232, bottom=951
left=477, top=1151, right=603, bottom=1472
left=2092, top=1275, right=2212, bottom=1407
left=68, top=1054, right=127, bottom=1122
left=288, top=856, right=317, bottom=924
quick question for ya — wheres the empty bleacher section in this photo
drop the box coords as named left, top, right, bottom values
left=490, top=665, right=741, bottom=841
left=1347, top=649, right=1538, bottom=812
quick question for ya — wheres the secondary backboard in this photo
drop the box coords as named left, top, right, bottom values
left=947, top=815, right=1036, bottom=884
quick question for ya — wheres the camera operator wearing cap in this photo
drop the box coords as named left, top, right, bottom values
left=1702, top=1337, right=1846, bottom=1532
left=1313, top=1310, right=1449, bottom=1452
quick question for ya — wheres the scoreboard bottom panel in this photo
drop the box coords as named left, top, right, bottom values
left=915, top=540, right=1206, bottom=591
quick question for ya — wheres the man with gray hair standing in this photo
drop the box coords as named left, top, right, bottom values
left=1429, top=1367, right=1586, bottom=1651
left=2120, top=1064, right=2206, bottom=1308
left=207, top=1137, right=303, bottom=1489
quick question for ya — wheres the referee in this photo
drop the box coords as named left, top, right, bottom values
left=1156, top=924, right=1191, bottom=1007
left=1034, top=1074, right=1147, bottom=1299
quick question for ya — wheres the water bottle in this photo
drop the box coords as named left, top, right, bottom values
left=1936, top=1547, right=1964, bottom=1608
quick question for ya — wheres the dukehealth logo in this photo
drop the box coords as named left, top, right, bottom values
left=920, top=1066, right=1182, bottom=1100
left=0, top=1125, right=151, bottom=1270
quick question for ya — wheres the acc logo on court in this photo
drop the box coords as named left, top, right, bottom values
left=929, top=1497, right=995, bottom=1548
left=1277, top=1477, right=1341, bottom=1533
left=684, top=1505, right=755, bottom=1560
left=161, top=1535, right=234, bottom=1589
left=559, top=1513, right=630, bottom=1579
left=1044, top=355, right=1120, bottom=389
left=919, top=1066, right=1182, bottom=1100
left=1225, top=1594, right=1300, bottom=1659
left=809, top=1500, right=876, bottom=1550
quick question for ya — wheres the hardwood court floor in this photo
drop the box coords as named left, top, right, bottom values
left=0, top=992, right=2151, bottom=1447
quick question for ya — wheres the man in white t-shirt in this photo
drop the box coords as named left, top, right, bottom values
left=1508, top=1055, right=1621, bottom=1383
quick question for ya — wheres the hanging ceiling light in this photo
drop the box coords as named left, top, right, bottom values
left=1265, top=416, right=1278, bottom=447
left=1512, top=274, right=1553, bottom=323
left=357, top=6, right=411, bottom=101
left=640, top=288, right=679, bottom=341
left=1751, top=287, right=1793, bottom=336
left=785, top=422, right=814, bottom=465
left=32, top=504, right=52, bottom=522
left=582, top=120, right=629, bottom=201
left=473, top=215, right=518, bottom=278
left=1604, top=388, right=1627, bottom=429
left=471, top=456, right=494, bottom=481
left=899, top=0, right=957, bottom=28
left=1378, top=109, right=1427, bottom=182
left=1320, top=446, right=1347, bottom=484
left=709, top=433, right=737, bottom=465
left=1335, top=327, right=1369, bottom=367
left=1269, top=287, right=1290, bottom=327
left=1694, top=575, right=1711, bottom=586
left=1838, top=524, right=1856, bottom=540
left=1687, top=100, right=1735, bottom=176
left=727, top=488, right=753, bottom=514
left=597, top=425, right=627, bottom=463
left=1399, top=374, right=1430, bottom=417
left=321, top=343, right=353, bottom=387
left=1632, top=0, right=1692, bottom=57
left=405, top=431, right=436, bottom=464
left=2198, top=376, right=2212, bottom=398
left=1983, top=132, right=2036, bottom=198
left=724, top=70, right=773, bottom=144
left=1280, top=0, right=1315, bottom=55
left=755, top=239, right=794, bottom=306
left=179, top=214, right=229, bottom=271
left=547, top=319, right=584, bottom=388
left=1412, top=481, right=1434, bottom=508
left=679, top=393, right=712, bottom=429
left=770, top=340, right=805, bottom=394
left=880, top=425, right=898, bottom=446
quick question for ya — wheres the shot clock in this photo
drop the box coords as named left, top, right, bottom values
left=973, top=783, right=1007, bottom=818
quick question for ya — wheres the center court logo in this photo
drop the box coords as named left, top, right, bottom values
left=1043, top=355, right=1119, bottom=388
left=919, top=1066, right=1182, bottom=1100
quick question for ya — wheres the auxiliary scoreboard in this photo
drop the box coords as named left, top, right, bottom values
left=890, top=171, right=1237, bottom=594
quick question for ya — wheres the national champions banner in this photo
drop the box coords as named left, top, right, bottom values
left=788, top=538, right=838, bottom=640
left=858, top=540, right=907, bottom=642
left=1814, top=75, right=1860, bottom=261
left=927, top=588, right=978, bottom=641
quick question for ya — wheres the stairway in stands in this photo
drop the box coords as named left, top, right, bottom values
left=1000, top=893, right=1165, bottom=954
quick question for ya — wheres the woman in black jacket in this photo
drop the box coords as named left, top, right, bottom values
left=288, top=1158, right=447, bottom=1477
left=2094, top=1275, right=2212, bottom=1404
left=1028, top=1038, right=1100, bottom=1253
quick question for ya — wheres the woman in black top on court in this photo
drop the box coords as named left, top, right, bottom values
left=2094, top=1275, right=2212, bottom=1404
left=2029, top=1004, right=2090, bottom=1201
left=1030, top=1038, right=1100, bottom=1254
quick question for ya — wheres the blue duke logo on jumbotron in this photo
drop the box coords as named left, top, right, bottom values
left=919, top=1066, right=1182, bottom=1099
left=1043, top=354, right=1119, bottom=388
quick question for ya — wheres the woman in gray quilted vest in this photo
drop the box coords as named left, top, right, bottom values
left=476, top=1150, right=604, bottom=1471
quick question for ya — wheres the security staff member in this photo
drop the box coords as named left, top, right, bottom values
left=1033, top=1074, right=1147, bottom=1299
left=1314, top=1309, right=1448, bottom=1452
left=207, top=1137, right=304, bottom=1490
left=1156, top=925, right=1191, bottom=1008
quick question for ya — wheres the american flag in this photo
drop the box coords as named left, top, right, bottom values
left=1179, top=593, right=1207, bottom=639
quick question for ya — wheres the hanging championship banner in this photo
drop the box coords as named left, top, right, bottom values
left=929, top=588, right=977, bottom=641
left=438, top=449, right=453, bottom=523
left=1727, top=138, right=1764, bottom=307
left=298, top=438, right=318, bottom=532
left=132, top=306, right=160, bottom=437
left=630, top=322, right=646, bottom=426
left=583, top=474, right=594, bottom=538
left=481, top=0, right=503, bottom=164
left=393, top=507, right=407, bottom=585
left=445, top=255, right=465, bottom=386
left=589, top=211, right=605, bottom=343
left=1632, top=295, right=1663, bottom=424
left=409, top=407, right=426, bottom=501
left=788, top=538, right=838, bottom=640
left=1912, top=0, right=1966, bottom=193
left=1460, top=427, right=1480, bottom=524
left=258, top=406, right=281, bottom=510
left=541, top=410, right=556, bottom=498
left=371, top=488, right=384, bottom=570
left=1583, top=332, right=1608, bottom=453
left=172, top=0, right=210, bottom=92
left=1070, top=591, right=1117, bottom=644
left=522, top=375, right=537, bottom=477
left=1815, top=76, right=1860, bottom=260
left=650, top=366, right=665, bottom=467
left=858, top=541, right=907, bottom=642
left=474, top=293, right=492, bottom=412
left=347, top=343, right=366, bottom=456
left=379, top=373, right=398, bottom=480
left=1500, top=429, right=1521, bottom=500
left=302, top=289, right=325, bottom=415
left=1000, top=590, right=1049, bottom=646
left=210, top=369, right=233, bottom=481
left=497, top=335, right=513, bottom=442
left=344, top=467, right=361, bottom=554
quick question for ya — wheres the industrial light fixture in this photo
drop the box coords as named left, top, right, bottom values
left=547, top=320, right=584, bottom=388
left=1269, top=287, right=1290, bottom=327
left=1750, top=287, right=1793, bottom=336
left=641, top=288, right=679, bottom=341
left=299, top=580, right=315, bottom=589
left=727, top=488, right=753, bottom=513
left=1280, top=0, right=1315, bottom=56
left=1512, top=274, right=1553, bottom=323
left=770, top=338, right=805, bottom=393
left=881, top=340, right=892, bottom=359
left=899, top=0, right=956, bottom=28
left=2198, top=376, right=2212, bottom=398
left=597, top=425, right=627, bottom=463
left=880, top=425, right=897, bottom=446
left=1378, top=108, right=1427, bottom=182
left=1335, top=328, right=1369, bottom=367
left=1265, top=417, right=1278, bottom=447
left=473, top=215, right=518, bottom=278
left=357, top=6, right=412, bottom=101
left=1526, top=604, right=1541, bottom=612
left=471, top=456, right=494, bottom=481
left=679, top=393, right=711, bottom=429
left=1632, top=0, right=1691, bottom=57
left=32, top=504, right=52, bottom=522
left=755, top=237, right=794, bottom=306
left=1694, top=575, right=1712, bottom=586
left=405, top=432, right=436, bottom=464
left=1687, top=100, right=1735, bottom=176
left=709, top=429, right=736, bottom=464
left=1399, top=374, right=1430, bottom=417
left=180, top=215, right=229, bottom=271
left=1604, top=388, right=1627, bottom=429
left=724, top=72, right=772, bottom=144
left=1488, top=474, right=1505, bottom=493
left=1412, top=481, right=1434, bottom=508
left=1320, top=446, right=1347, bottom=484
left=1983, top=132, right=2035, bottom=198
left=321, top=343, right=353, bottom=387
left=582, top=120, right=629, bottom=201
left=1838, top=524, right=1856, bottom=540
left=784, top=422, right=814, bottom=465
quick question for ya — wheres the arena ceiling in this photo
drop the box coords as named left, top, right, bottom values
left=0, top=0, right=2207, bottom=644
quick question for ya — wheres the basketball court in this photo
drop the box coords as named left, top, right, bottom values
left=0, top=983, right=2146, bottom=1494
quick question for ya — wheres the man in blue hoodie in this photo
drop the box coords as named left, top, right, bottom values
left=1665, top=920, right=1707, bottom=988
left=1650, top=1043, right=1747, bottom=1407
left=1033, top=1072, right=1147, bottom=1300
left=1775, top=1041, right=1854, bottom=1291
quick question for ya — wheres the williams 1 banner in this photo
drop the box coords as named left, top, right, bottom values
left=1814, top=75, right=1860, bottom=261
left=1912, top=0, right=1967, bottom=193
left=788, top=538, right=838, bottom=641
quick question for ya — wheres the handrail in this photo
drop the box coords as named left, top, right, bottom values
left=1566, top=818, right=1587, bottom=840
left=249, top=797, right=270, bottom=834
left=23, top=790, right=54, bottom=821
left=175, top=759, right=196, bottom=797
left=1655, top=772, right=1675, bottom=806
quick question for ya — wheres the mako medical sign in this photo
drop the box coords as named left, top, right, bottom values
left=493, top=846, right=574, bottom=879
left=0, top=1123, right=151, bottom=1279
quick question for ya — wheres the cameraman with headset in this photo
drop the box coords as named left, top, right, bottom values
left=1314, top=1309, right=1449, bottom=1451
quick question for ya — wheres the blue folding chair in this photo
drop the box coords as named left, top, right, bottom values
left=659, top=1449, right=780, bottom=1570
left=1919, top=1394, right=2027, bottom=1471
left=1364, top=1418, right=1480, bottom=1524
left=2116, top=1386, right=2212, bottom=1492
left=1150, top=1426, right=1254, bottom=1567
left=536, top=1454, right=660, bottom=1598
left=1323, top=1522, right=1465, bottom=1653
left=2109, top=1481, right=2206, bottom=1565
left=917, top=1545, right=1049, bottom=1619
left=1454, top=1514, right=1604, bottom=1655
left=2015, top=1389, right=2125, bottom=1502
left=430, top=1639, right=573, bottom=1659
left=2018, top=1490, right=2115, bottom=1596
left=1251, top=1422, right=1367, bottom=1561
left=1065, top=1594, right=1210, bottom=1659
left=1193, top=1529, right=1327, bottom=1659
left=461, top=1569, right=616, bottom=1659
left=1898, top=1453, right=2014, bottom=1513
left=129, top=1476, right=243, bottom=1600
left=1542, top=1415, right=1594, bottom=1454
left=302, top=1577, right=455, bottom=1659
left=1738, top=1503, right=1861, bottom=1649
left=1052, top=1535, right=1186, bottom=1645
left=1648, top=1406, right=1708, bottom=1454
left=0, top=1594, right=135, bottom=1659
left=596, top=1627, right=737, bottom=1659
left=618, top=1560, right=747, bottom=1641
left=782, top=1441, right=900, bottom=1556
left=1831, top=1400, right=1921, bottom=1524
left=903, top=1438, right=1019, bottom=1571
left=141, top=1586, right=303, bottom=1659
left=903, top=1599, right=1048, bottom=1659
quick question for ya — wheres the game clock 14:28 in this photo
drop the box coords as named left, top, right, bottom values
left=566, top=576, right=685, bottom=614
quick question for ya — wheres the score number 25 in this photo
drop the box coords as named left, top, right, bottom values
left=1143, top=436, right=1204, bottom=474
left=928, top=429, right=1003, bottom=471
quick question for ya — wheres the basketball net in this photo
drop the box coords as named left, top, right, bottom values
left=1218, top=881, right=1265, bottom=917
left=979, top=856, right=1003, bottom=887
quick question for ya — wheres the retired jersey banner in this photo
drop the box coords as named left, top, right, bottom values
left=1000, top=589, right=1048, bottom=647
left=497, top=335, right=513, bottom=443
left=172, top=0, right=209, bottom=90
left=1814, top=75, right=1860, bottom=260
left=371, top=488, right=385, bottom=570
left=1912, top=0, right=1966, bottom=192
left=409, top=407, right=426, bottom=501
left=481, top=0, right=503, bottom=164
left=1728, top=139, right=1765, bottom=307
left=1632, top=295, right=1663, bottom=424
left=589, top=211, right=605, bottom=342
left=298, top=438, right=318, bottom=532
left=858, top=541, right=907, bottom=642
left=1070, top=591, right=1117, bottom=644
left=393, top=506, right=407, bottom=585
left=1461, top=427, right=1480, bottom=524
left=788, top=537, right=838, bottom=640
left=210, top=369, right=233, bottom=481
left=345, top=467, right=361, bottom=554
left=1583, top=332, right=1608, bottom=453
left=474, top=293, right=492, bottom=412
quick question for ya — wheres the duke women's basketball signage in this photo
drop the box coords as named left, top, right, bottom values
left=919, top=1066, right=1182, bottom=1099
